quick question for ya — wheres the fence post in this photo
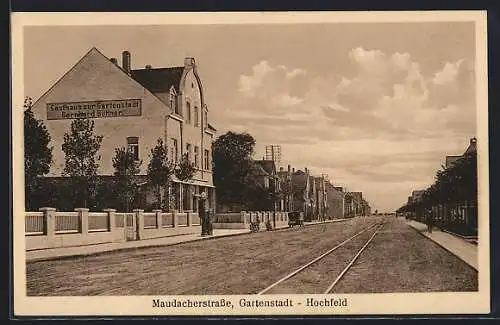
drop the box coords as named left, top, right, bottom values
left=133, top=209, right=144, bottom=240
left=39, top=207, right=56, bottom=238
left=153, top=209, right=162, bottom=229
left=75, top=208, right=89, bottom=235
left=172, top=211, right=177, bottom=227
left=103, top=209, right=116, bottom=232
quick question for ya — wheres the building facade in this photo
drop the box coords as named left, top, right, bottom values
left=325, top=182, right=345, bottom=219
left=30, top=47, right=216, bottom=212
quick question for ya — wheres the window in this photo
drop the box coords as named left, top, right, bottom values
left=194, top=146, right=199, bottom=168
left=186, top=101, right=191, bottom=124
left=186, top=143, right=191, bottom=161
left=264, top=177, right=270, bottom=189
left=127, top=137, right=139, bottom=161
left=204, top=149, right=210, bottom=170
left=170, top=89, right=180, bottom=115
left=194, top=106, right=199, bottom=127
left=171, top=138, right=178, bottom=163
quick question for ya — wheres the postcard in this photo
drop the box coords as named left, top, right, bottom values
left=12, top=11, right=490, bottom=316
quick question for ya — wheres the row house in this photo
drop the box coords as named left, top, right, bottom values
left=286, top=167, right=329, bottom=221
left=313, top=176, right=328, bottom=220
left=277, top=165, right=294, bottom=212
left=325, top=182, right=345, bottom=219
left=253, top=159, right=283, bottom=211
left=345, top=191, right=365, bottom=218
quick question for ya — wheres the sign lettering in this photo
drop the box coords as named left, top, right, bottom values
left=46, top=99, right=142, bottom=120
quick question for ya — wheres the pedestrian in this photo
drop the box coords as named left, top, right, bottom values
left=427, top=211, right=433, bottom=233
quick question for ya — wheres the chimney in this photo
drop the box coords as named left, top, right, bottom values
left=122, top=51, right=131, bottom=75
left=280, top=167, right=284, bottom=172
left=110, top=58, right=118, bottom=65
left=184, top=57, right=195, bottom=68
left=145, top=64, right=152, bottom=69
left=305, top=167, right=308, bottom=174
left=287, top=164, right=291, bottom=173
left=292, top=168, right=295, bottom=173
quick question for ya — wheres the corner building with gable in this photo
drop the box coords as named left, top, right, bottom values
left=31, top=47, right=216, bottom=212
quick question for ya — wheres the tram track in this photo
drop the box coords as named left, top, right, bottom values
left=258, top=221, right=385, bottom=295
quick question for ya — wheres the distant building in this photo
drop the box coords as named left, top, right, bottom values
left=410, top=190, right=425, bottom=204
left=277, top=165, right=294, bottom=212
left=290, top=168, right=311, bottom=218
left=345, top=191, right=364, bottom=217
left=313, top=176, right=327, bottom=220
left=254, top=159, right=283, bottom=211
left=325, top=182, right=345, bottom=219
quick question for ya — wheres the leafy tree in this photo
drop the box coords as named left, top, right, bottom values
left=212, top=131, right=260, bottom=210
left=61, top=118, right=103, bottom=208
left=112, top=147, right=142, bottom=212
left=147, top=138, right=174, bottom=210
left=175, top=152, right=196, bottom=182
left=24, top=96, right=53, bottom=209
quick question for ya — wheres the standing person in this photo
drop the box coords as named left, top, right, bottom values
left=427, top=209, right=433, bottom=233
left=198, top=192, right=207, bottom=236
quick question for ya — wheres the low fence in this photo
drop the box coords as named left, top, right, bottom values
left=213, top=211, right=289, bottom=230
left=406, top=201, right=478, bottom=237
left=25, top=208, right=202, bottom=251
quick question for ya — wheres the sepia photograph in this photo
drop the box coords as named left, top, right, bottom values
left=12, top=11, right=489, bottom=316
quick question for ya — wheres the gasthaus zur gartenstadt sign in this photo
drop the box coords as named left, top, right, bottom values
left=46, top=99, right=142, bottom=120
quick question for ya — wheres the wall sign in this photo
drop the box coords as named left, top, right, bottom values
left=46, top=99, right=142, bottom=120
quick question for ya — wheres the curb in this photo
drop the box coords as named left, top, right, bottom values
left=441, top=229, right=478, bottom=245
left=26, top=219, right=351, bottom=262
left=405, top=222, right=478, bottom=271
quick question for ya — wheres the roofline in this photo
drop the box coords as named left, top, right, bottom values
left=32, top=46, right=98, bottom=108
left=205, top=129, right=216, bottom=136
left=31, top=46, right=171, bottom=113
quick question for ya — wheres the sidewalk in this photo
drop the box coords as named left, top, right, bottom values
left=406, top=219, right=478, bottom=270
left=26, top=219, right=349, bottom=262
left=26, top=228, right=252, bottom=262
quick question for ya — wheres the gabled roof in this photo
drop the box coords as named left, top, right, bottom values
left=32, top=47, right=169, bottom=112
left=130, top=67, right=184, bottom=93
left=291, top=170, right=308, bottom=191
left=207, top=123, right=217, bottom=132
left=348, top=192, right=363, bottom=202
left=251, top=163, right=269, bottom=177
left=464, top=138, right=477, bottom=155
left=255, top=160, right=277, bottom=175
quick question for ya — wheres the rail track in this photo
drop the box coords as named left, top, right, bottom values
left=257, top=220, right=385, bottom=294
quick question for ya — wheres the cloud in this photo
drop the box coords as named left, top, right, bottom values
left=225, top=47, right=475, bottom=212
left=432, top=60, right=463, bottom=85
left=238, top=60, right=276, bottom=97
left=272, top=94, right=304, bottom=107
left=285, top=68, right=307, bottom=79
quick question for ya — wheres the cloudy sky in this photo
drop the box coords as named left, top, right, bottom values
left=24, top=22, right=476, bottom=212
